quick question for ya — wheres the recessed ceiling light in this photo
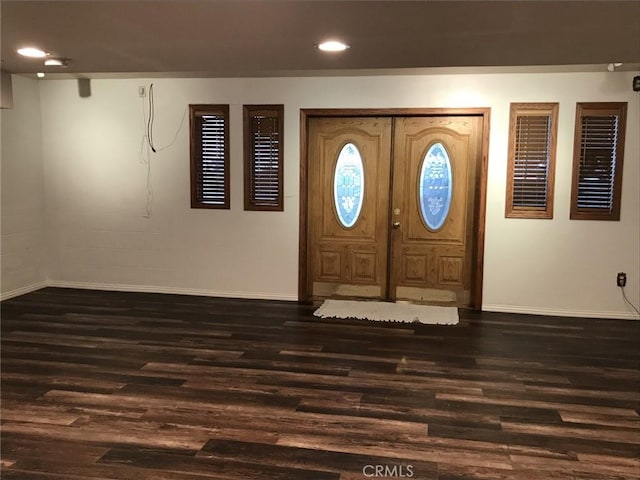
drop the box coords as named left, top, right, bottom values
left=17, top=47, right=48, bottom=58
left=318, top=40, right=349, bottom=52
left=44, top=58, right=66, bottom=67
left=36, top=72, right=45, bottom=78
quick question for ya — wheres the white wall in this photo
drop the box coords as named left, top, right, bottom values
left=36, top=71, right=639, bottom=317
left=1, top=75, right=47, bottom=299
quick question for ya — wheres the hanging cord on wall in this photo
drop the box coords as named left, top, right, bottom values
left=155, top=105, right=188, bottom=152
left=139, top=83, right=154, bottom=217
left=138, top=82, right=189, bottom=218
left=147, top=83, right=156, bottom=152
left=621, top=286, right=640, bottom=317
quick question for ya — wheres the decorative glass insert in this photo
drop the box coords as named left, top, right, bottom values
left=333, top=143, right=364, bottom=228
left=419, top=143, right=452, bottom=230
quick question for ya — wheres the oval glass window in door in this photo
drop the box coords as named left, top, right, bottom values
left=333, top=143, right=364, bottom=228
left=418, top=142, right=452, bottom=230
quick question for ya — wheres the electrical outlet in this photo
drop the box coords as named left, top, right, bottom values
left=138, top=86, right=146, bottom=97
left=617, top=272, right=627, bottom=287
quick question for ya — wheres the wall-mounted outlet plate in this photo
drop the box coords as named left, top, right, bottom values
left=138, top=86, right=146, bottom=97
left=617, top=272, right=627, bottom=287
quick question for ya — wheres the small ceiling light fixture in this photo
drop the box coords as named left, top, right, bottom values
left=607, top=62, right=623, bottom=72
left=36, top=72, right=45, bottom=78
left=318, top=40, right=349, bottom=52
left=44, top=58, right=67, bottom=67
left=17, top=47, right=48, bottom=58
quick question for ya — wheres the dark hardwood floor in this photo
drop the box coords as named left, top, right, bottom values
left=1, top=287, right=639, bottom=479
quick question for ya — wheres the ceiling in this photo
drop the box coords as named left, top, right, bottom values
left=1, top=0, right=639, bottom=78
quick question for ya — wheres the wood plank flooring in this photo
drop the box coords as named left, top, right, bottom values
left=1, top=287, right=639, bottom=479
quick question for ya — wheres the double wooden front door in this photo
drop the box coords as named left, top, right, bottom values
left=306, top=115, right=483, bottom=308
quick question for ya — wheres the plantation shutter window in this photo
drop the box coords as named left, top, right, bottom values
left=570, top=103, right=627, bottom=221
left=505, top=103, right=558, bottom=219
left=244, top=105, right=284, bottom=211
left=190, top=105, right=230, bottom=209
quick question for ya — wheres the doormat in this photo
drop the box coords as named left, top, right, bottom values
left=313, top=300, right=459, bottom=325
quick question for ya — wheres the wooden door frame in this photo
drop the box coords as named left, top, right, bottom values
left=298, top=108, right=491, bottom=310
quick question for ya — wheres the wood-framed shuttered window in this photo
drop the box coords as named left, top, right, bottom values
left=570, top=102, right=627, bottom=221
left=243, top=105, right=284, bottom=211
left=506, top=103, right=558, bottom=219
left=189, top=105, right=230, bottom=209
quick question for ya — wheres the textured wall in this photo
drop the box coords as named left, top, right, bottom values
left=1, top=75, right=46, bottom=298
left=29, top=71, right=640, bottom=317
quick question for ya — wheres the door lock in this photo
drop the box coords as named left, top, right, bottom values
left=392, top=221, right=401, bottom=229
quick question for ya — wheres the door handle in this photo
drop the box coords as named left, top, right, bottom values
left=392, top=221, right=401, bottom=229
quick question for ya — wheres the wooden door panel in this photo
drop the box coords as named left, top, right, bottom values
left=399, top=245, right=466, bottom=286
left=307, top=117, right=392, bottom=300
left=391, top=116, right=482, bottom=306
left=306, top=114, right=482, bottom=306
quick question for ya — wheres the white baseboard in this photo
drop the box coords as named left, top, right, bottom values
left=47, top=280, right=298, bottom=302
left=0, top=281, right=48, bottom=301
left=483, top=304, right=640, bottom=320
